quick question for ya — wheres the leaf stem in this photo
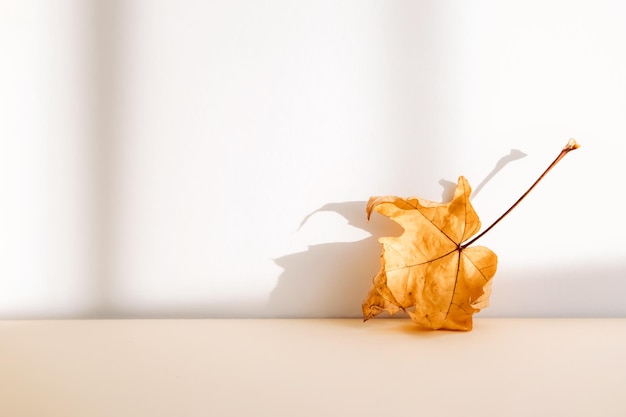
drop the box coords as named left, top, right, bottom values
left=461, top=138, right=580, bottom=248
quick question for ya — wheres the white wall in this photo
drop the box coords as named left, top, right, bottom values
left=1, top=0, right=625, bottom=318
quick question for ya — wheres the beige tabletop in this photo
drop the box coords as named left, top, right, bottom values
left=0, top=318, right=624, bottom=417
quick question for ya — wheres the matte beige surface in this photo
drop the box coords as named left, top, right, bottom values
left=1, top=319, right=625, bottom=417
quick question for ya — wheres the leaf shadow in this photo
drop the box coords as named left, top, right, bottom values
left=266, top=202, right=402, bottom=317
left=383, top=321, right=467, bottom=336
left=325, top=318, right=467, bottom=338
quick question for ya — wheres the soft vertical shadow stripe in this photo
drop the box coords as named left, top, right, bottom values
left=86, top=0, right=123, bottom=318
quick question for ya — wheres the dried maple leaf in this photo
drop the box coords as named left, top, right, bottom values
left=363, top=139, right=580, bottom=331
left=363, top=176, right=495, bottom=330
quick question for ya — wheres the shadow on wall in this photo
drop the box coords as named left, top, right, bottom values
left=266, top=202, right=402, bottom=318
left=484, top=260, right=626, bottom=318
left=267, top=199, right=626, bottom=319
left=266, top=148, right=531, bottom=318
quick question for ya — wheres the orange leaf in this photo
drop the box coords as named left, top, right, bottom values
left=363, top=176, right=497, bottom=331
